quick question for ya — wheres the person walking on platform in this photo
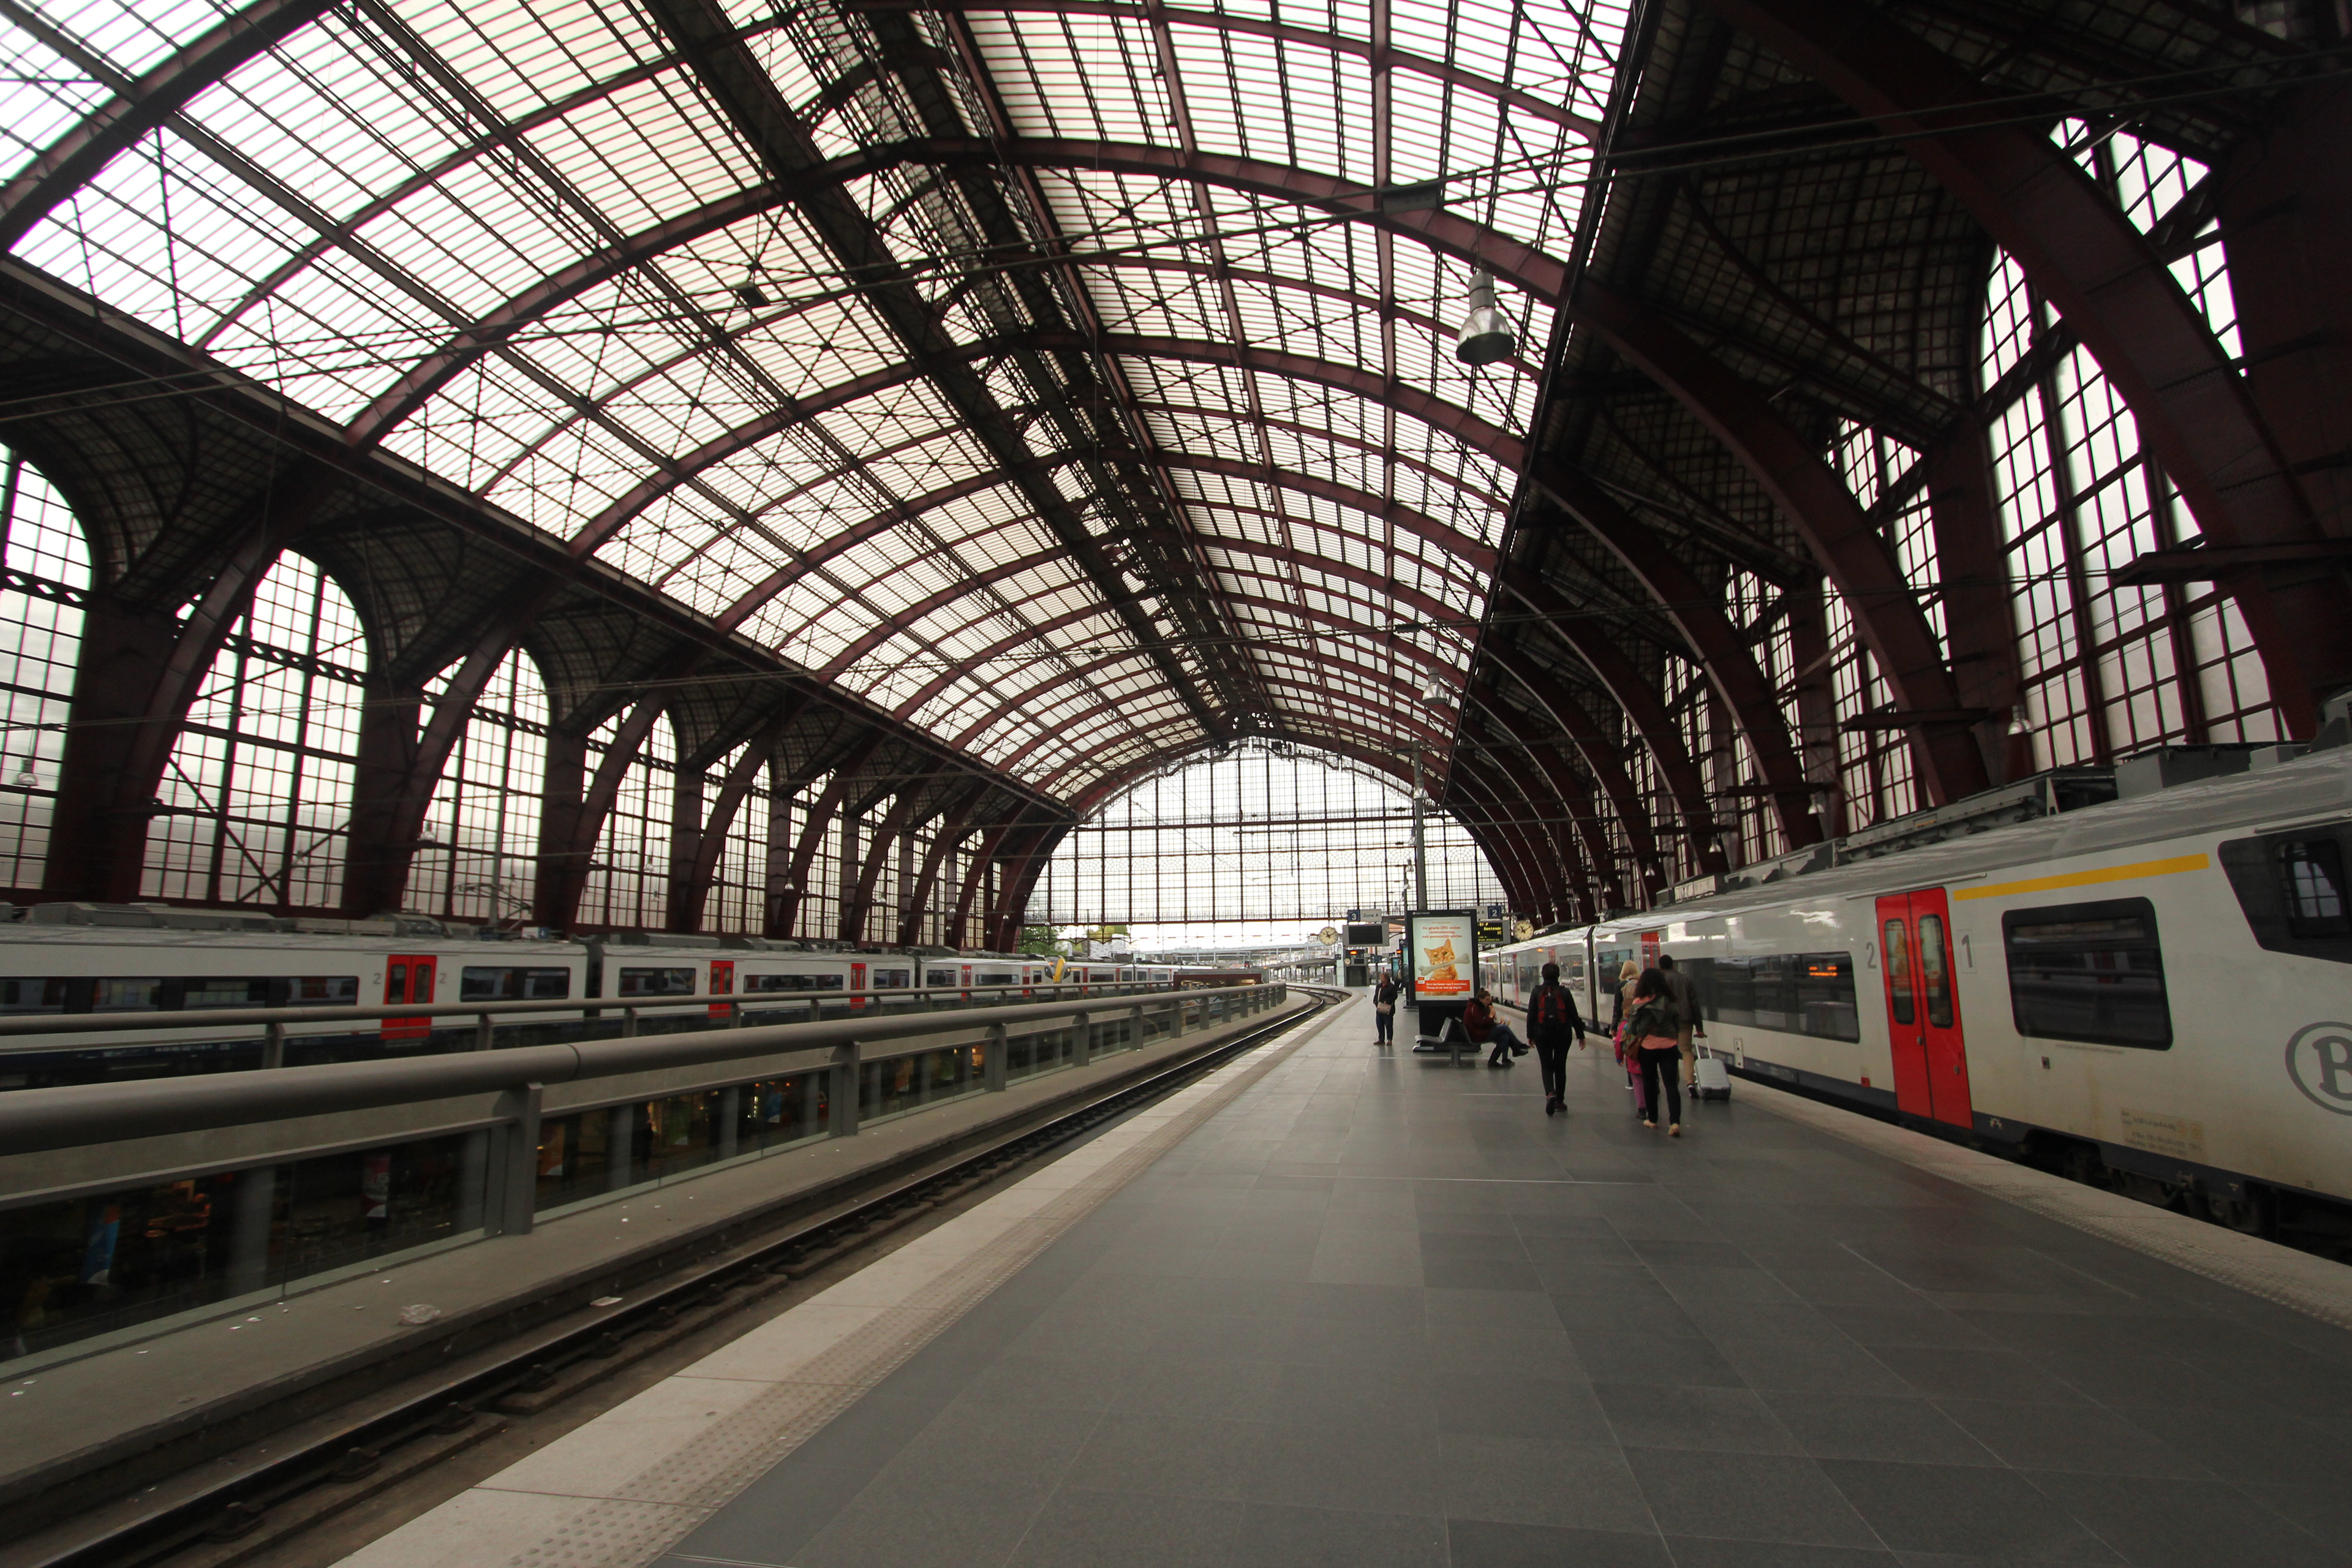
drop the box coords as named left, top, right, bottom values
left=1611, top=959, right=1644, bottom=1118
left=1466, top=990, right=1523, bottom=1068
left=1526, top=962, right=1585, bottom=1117
left=1625, top=969, right=1684, bottom=1137
left=1657, top=954, right=1702, bottom=1091
left=1372, top=973, right=1399, bottom=1046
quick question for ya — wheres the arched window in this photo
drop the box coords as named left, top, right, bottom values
left=578, top=713, right=674, bottom=930
left=409, top=649, right=548, bottom=925
left=1979, top=128, right=2277, bottom=767
left=144, top=554, right=366, bottom=909
left=1036, top=744, right=1506, bottom=935
left=778, top=771, right=843, bottom=940
left=0, top=450, right=91, bottom=892
left=701, top=744, right=767, bottom=935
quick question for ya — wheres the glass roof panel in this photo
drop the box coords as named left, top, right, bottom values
left=1, top=0, right=1626, bottom=793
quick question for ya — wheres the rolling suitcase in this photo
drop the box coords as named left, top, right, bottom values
left=1693, top=1053, right=1732, bottom=1102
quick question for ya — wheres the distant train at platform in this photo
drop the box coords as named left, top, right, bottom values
left=0, top=918, right=1185, bottom=1091
left=1482, top=743, right=2352, bottom=1235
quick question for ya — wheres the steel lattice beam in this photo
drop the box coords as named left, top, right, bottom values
left=1703, top=0, right=2351, bottom=734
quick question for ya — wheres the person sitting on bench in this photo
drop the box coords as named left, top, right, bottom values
left=1464, top=990, right=1523, bottom=1068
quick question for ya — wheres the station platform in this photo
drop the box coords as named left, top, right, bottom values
left=342, top=992, right=2352, bottom=1568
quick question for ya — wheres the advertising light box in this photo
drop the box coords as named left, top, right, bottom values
left=1406, top=908, right=1476, bottom=1001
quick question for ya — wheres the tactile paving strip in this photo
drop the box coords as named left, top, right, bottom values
left=1740, top=1080, right=2352, bottom=1332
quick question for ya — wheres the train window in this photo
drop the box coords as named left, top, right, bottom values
left=183, top=978, right=270, bottom=1009
left=2282, top=840, right=2350, bottom=935
left=2002, top=897, right=2171, bottom=1050
left=925, top=970, right=957, bottom=988
left=460, top=967, right=571, bottom=1001
left=0, top=978, right=66, bottom=1013
left=616, top=967, right=697, bottom=997
left=1882, top=921, right=1915, bottom=1025
left=743, top=973, right=843, bottom=992
left=92, top=977, right=164, bottom=1012
left=977, top=972, right=1015, bottom=986
left=1917, top=915, right=1954, bottom=1029
left=1684, top=953, right=1861, bottom=1042
left=869, top=968, right=913, bottom=988
left=2220, top=828, right=2352, bottom=963
left=285, top=976, right=360, bottom=1006
left=384, top=963, right=406, bottom=1003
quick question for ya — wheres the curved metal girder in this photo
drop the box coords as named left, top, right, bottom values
left=1444, top=771, right=1546, bottom=919
left=887, top=524, right=1476, bottom=741
left=843, top=761, right=949, bottom=941
left=1464, top=690, right=1619, bottom=915
left=1574, top=280, right=1989, bottom=807
left=897, top=783, right=989, bottom=946
left=1705, top=0, right=2348, bottom=733
left=1447, top=748, right=1575, bottom=921
left=0, top=0, right=338, bottom=252
left=561, top=324, right=1524, bottom=592
left=705, top=443, right=1493, bottom=669
left=858, top=0, right=1600, bottom=140
left=347, top=136, right=1562, bottom=476
left=669, top=712, right=794, bottom=933
left=1458, top=717, right=1585, bottom=920
left=1499, top=568, right=1726, bottom=874
left=1046, top=691, right=1458, bottom=809
left=1022, top=665, right=1457, bottom=793
left=1530, top=462, right=1822, bottom=846
left=1491, top=657, right=1669, bottom=895
left=933, top=577, right=1475, bottom=764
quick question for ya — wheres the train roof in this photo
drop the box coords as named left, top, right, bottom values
left=1491, top=742, right=2352, bottom=953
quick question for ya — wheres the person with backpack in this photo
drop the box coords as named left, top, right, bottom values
left=1624, top=968, right=1684, bottom=1137
left=1656, top=953, right=1702, bottom=1091
left=1372, top=973, right=1399, bottom=1046
left=1526, top=961, right=1585, bottom=1117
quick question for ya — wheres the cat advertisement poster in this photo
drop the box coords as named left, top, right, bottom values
left=1406, top=908, right=1476, bottom=1000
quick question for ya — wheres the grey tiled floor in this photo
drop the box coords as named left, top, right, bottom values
left=663, top=995, right=2352, bottom=1568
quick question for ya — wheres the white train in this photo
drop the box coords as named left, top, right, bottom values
left=0, top=911, right=1179, bottom=1090
left=1481, top=741, right=2352, bottom=1236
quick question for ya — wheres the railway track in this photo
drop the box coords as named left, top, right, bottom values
left=18, top=987, right=1344, bottom=1568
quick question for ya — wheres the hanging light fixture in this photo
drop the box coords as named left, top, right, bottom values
left=1455, top=268, right=1515, bottom=366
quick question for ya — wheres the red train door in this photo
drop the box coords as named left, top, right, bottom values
left=384, top=953, right=435, bottom=1041
left=1874, top=889, right=1972, bottom=1127
left=709, top=959, right=734, bottom=1020
left=850, top=960, right=867, bottom=1011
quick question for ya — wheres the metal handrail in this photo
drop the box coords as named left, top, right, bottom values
left=0, top=979, right=1172, bottom=1042
left=0, top=986, right=1277, bottom=1158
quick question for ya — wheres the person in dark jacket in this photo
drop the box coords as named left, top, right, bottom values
left=1657, top=953, right=1701, bottom=1090
left=1624, top=968, right=1684, bottom=1136
left=1525, top=961, right=1585, bottom=1117
left=1372, top=974, right=1400, bottom=1045
left=1464, top=990, right=1524, bottom=1068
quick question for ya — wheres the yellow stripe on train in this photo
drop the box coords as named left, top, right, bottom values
left=1952, top=853, right=2210, bottom=902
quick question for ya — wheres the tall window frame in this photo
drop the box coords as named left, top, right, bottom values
left=0, top=450, right=90, bottom=892
left=143, top=553, right=367, bottom=910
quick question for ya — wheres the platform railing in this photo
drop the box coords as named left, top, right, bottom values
left=0, top=979, right=1177, bottom=1065
left=0, top=984, right=1292, bottom=1368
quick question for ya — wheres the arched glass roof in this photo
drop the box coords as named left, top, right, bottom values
left=1, top=0, right=1627, bottom=800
